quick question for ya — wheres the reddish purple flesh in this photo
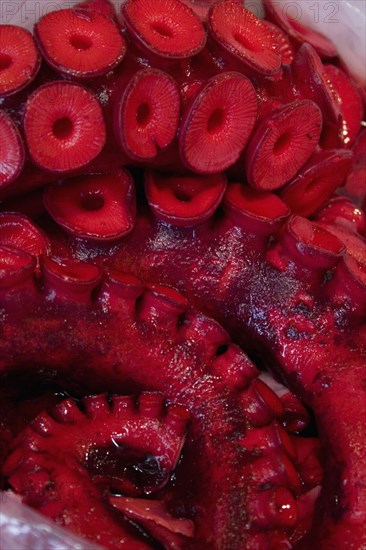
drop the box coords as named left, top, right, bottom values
left=0, top=2, right=365, bottom=548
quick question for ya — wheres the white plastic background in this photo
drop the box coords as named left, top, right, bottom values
left=0, top=0, right=365, bottom=548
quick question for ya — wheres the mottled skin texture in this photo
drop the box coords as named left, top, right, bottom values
left=43, top=202, right=366, bottom=548
left=0, top=0, right=364, bottom=546
left=1, top=285, right=305, bottom=548
left=4, top=387, right=194, bottom=549
left=0, top=203, right=365, bottom=548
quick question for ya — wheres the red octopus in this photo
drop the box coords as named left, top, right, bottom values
left=0, top=0, right=365, bottom=548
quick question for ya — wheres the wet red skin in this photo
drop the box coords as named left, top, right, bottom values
left=1, top=284, right=301, bottom=548
left=41, top=203, right=366, bottom=548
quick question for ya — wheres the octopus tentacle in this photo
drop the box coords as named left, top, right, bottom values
left=4, top=392, right=190, bottom=549
left=28, top=176, right=365, bottom=547
left=0, top=2, right=364, bottom=546
left=0, top=264, right=320, bottom=548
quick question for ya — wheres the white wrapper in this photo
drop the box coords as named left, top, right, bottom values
left=0, top=492, right=103, bottom=549
left=0, top=0, right=365, bottom=548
